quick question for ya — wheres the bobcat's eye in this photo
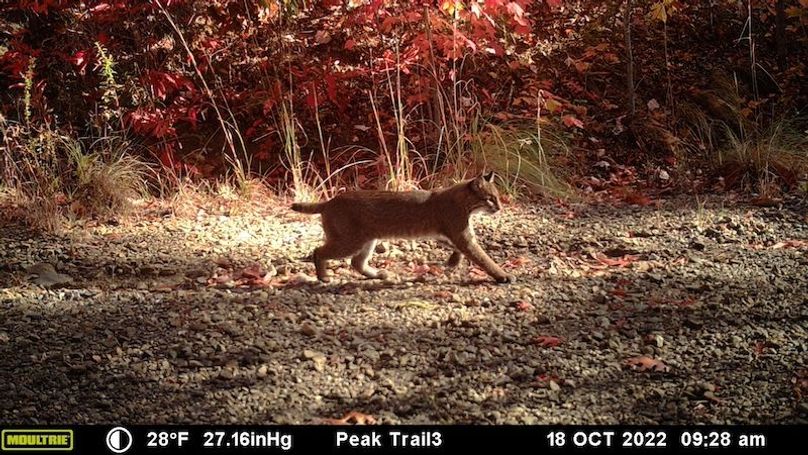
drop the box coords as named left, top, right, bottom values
left=486, top=198, right=495, bottom=206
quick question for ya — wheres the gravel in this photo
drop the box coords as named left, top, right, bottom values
left=0, top=195, right=806, bottom=424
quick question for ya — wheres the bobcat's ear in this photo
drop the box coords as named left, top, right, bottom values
left=483, top=171, right=495, bottom=183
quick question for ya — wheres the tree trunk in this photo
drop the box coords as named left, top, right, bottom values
left=625, top=0, right=636, bottom=117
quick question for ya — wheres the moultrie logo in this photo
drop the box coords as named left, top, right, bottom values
left=1, top=429, right=73, bottom=451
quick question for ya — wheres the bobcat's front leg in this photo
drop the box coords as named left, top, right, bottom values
left=449, top=229, right=513, bottom=284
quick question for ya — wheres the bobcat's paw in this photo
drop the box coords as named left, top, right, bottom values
left=495, top=274, right=515, bottom=284
left=317, top=271, right=333, bottom=283
left=376, top=270, right=390, bottom=280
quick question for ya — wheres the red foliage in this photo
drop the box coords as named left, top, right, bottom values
left=142, top=70, right=195, bottom=101
left=535, top=335, right=563, bottom=347
left=3, top=0, right=804, bottom=185
left=0, top=0, right=570, bottom=175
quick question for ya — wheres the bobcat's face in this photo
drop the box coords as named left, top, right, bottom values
left=470, top=172, right=502, bottom=214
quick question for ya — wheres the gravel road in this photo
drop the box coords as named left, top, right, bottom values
left=1, top=196, right=806, bottom=424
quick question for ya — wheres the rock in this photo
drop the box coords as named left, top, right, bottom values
left=312, top=358, right=325, bottom=372
left=690, top=240, right=706, bottom=251
left=303, top=349, right=326, bottom=371
left=362, top=348, right=380, bottom=363
left=699, top=382, right=716, bottom=393
left=300, top=322, right=318, bottom=337
left=684, top=317, right=704, bottom=329
left=219, top=368, right=236, bottom=379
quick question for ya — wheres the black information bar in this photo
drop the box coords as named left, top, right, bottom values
left=0, top=425, right=804, bottom=454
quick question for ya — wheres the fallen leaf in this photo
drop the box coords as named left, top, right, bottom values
left=593, top=252, right=639, bottom=267
left=433, top=290, right=453, bottom=300
left=504, top=256, right=532, bottom=268
left=469, top=267, right=488, bottom=279
left=671, top=256, right=689, bottom=266
left=530, top=373, right=562, bottom=388
left=535, top=335, right=563, bottom=348
left=624, top=356, right=670, bottom=373
left=771, top=240, right=807, bottom=249
left=241, top=263, right=267, bottom=280
left=610, top=287, right=627, bottom=298
left=562, top=115, right=584, bottom=129
left=411, top=263, right=441, bottom=277
left=513, top=301, right=533, bottom=311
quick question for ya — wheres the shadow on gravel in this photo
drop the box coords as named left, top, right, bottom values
left=1, top=256, right=803, bottom=424
left=298, top=277, right=502, bottom=296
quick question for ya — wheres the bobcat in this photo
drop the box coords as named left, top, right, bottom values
left=291, top=172, right=514, bottom=284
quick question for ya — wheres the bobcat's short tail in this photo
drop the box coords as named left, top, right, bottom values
left=290, top=202, right=325, bottom=214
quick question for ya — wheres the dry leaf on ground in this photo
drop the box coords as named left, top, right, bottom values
left=624, top=356, right=670, bottom=373
left=535, top=336, right=563, bottom=348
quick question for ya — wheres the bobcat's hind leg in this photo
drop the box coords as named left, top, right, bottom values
left=314, top=241, right=364, bottom=282
left=351, top=240, right=388, bottom=280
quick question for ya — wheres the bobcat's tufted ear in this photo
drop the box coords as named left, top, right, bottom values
left=482, top=171, right=495, bottom=183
